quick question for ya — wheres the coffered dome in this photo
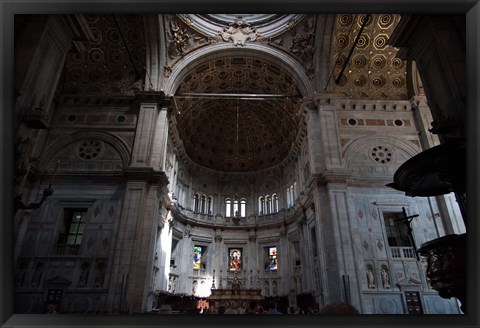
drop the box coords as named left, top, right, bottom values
left=173, top=56, right=303, bottom=172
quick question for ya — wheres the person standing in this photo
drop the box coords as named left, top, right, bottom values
left=268, top=301, right=282, bottom=314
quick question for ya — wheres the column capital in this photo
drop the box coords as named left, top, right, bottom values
left=306, top=170, right=352, bottom=188
left=134, top=90, right=172, bottom=107
left=409, top=95, right=429, bottom=109
left=301, top=93, right=342, bottom=113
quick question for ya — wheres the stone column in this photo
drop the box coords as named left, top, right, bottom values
left=390, top=16, right=468, bottom=225
left=130, top=92, right=171, bottom=168
left=279, top=227, right=289, bottom=296
left=177, top=227, right=193, bottom=294
left=106, top=92, right=171, bottom=313
left=410, top=95, right=440, bottom=150
left=106, top=171, right=168, bottom=313
left=247, top=232, right=257, bottom=288
left=213, top=232, right=223, bottom=288
left=14, top=15, right=92, bottom=205
left=305, top=94, right=343, bottom=175
left=389, top=15, right=466, bottom=142
left=297, top=216, right=309, bottom=294
left=304, top=93, right=355, bottom=305
left=158, top=211, right=174, bottom=291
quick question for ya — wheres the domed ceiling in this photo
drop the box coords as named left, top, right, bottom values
left=173, top=56, right=303, bottom=172
left=59, top=13, right=408, bottom=173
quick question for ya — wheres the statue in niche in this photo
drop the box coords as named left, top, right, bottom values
left=16, top=263, right=28, bottom=287
left=183, top=225, right=192, bottom=238
left=31, top=263, right=43, bottom=287
left=152, top=268, right=159, bottom=289
left=297, top=277, right=302, bottom=292
left=192, top=280, right=198, bottom=295
left=381, top=267, right=391, bottom=289
left=78, top=263, right=90, bottom=287
left=290, top=32, right=314, bottom=62
left=172, top=277, right=177, bottom=293
left=367, top=267, right=375, bottom=289
left=272, top=281, right=278, bottom=296
left=169, top=20, right=189, bottom=58
left=231, top=272, right=241, bottom=289
left=94, top=263, right=106, bottom=287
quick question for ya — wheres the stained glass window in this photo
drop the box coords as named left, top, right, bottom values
left=193, top=246, right=203, bottom=270
left=228, top=248, right=242, bottom=271
left=268, top=246, right=278, bottom=270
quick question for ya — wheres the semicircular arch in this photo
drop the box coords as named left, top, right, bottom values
left=38, top=131, right=131, bottom=170
left=342, top=135, right=421, bottom=168
left=163, top=43, right=314, bottom=97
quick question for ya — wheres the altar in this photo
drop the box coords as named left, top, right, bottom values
left=207, top=272, right=264, bottom=313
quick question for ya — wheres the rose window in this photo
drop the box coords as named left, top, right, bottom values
left=370, top=145, right=392, bottom=164
left=78, top=140, right=104, bottom=160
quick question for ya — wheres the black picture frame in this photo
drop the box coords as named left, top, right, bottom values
left=2, top=1, right=479, bottom=328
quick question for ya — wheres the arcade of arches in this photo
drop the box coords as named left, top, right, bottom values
left=13, top=14, right=467, bottom=314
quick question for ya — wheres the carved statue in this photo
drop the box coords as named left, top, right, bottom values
left=192, top=280, right=198, bottom=295
left=169, top=21, right=189, bottom=58
left=381, top=268, right=391, bottom=289
left=367, top=267, right=375, bottom=289
left=290, top=32, right=314, bottom=62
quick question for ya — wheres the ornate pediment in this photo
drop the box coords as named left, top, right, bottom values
left=396, top=276, right=422, bottom=289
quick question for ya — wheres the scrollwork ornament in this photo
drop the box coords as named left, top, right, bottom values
left=219, top=18, right=260, bottom=46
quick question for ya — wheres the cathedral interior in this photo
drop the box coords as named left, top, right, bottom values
left=10, top=13, right=469, bottom=316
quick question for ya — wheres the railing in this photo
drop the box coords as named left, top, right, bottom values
left=390, top=246, right=416, bottom=259
left=54, top=244, right=80, bottom=256
left=263, top=269, right=278, bottom=277
left=192, top=269, right=207, bottom=277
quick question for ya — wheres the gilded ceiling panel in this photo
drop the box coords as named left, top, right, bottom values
left=63, top=14, right=146, bottom=95
left=331, top=14, right=408, bottom=100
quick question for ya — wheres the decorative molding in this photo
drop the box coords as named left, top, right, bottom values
left=122, top=167, right=169, bottom=185
left=219, top=18, right=260, bottom=46
left=223, top=239, right=247, bottom=245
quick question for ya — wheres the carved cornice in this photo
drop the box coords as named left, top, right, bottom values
left=134, top=90, right=172, bottom=108
left=123, top=167, right=169, bottom=185
left=306, top=171, right=353, bottom=188
left=170, top=203, right=302, bottom=233
left=59, top=94, right=137, bottom=107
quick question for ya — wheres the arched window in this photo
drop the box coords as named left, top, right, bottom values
left=233, top=200, right=239, bottom=216
left=272, top=194, right=278, bottom=213
left=193, top=194, right=199, bottom=213
left=225, top=199, right=231, bottom=217
left=265, top=195, right=271, bottom=215
left=289, top=185, right=294, bottom=206
left=207, top=197, right=213, bottom=215
left=258, top=197, right=264, bottom=215
left=240, top=199, right=246, bottom=217
left=200, top=195, right=206, bottom=214
left=293, top=182, right=297, bottom=201
left=286, top=187, right=291, bottom=208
